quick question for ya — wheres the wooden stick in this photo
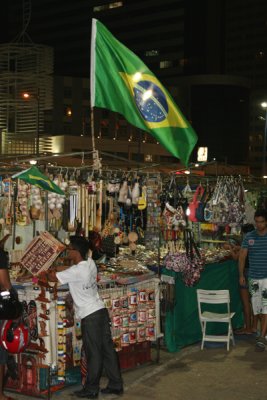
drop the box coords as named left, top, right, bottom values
left=95, top=180, right=103, bottom=232
left=77, top=186, right=81, bottom=222
left=85, top=186, right=89, bottom=238
left=93, top=193, right=97, bottom=229
left=88, top=194, right=94, bottom=231
left=81, top=184, right=85, bottom=231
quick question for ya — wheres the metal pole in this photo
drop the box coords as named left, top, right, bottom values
left=45, top=191, right=49, bottom=231
left=90, top=108, right=96, bottom=152
left=262, top=109, right=267, bottom=177
left=36, top=89, right=40, bottom=157
left=12, top=181, right=18, bottom=250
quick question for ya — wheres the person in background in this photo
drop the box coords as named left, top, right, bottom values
left=0, top=235, right=15, bottom=400
left=239, top=210, right=267, bottom=351
left=48, top=236, right=123, bottom=399
left=232, top=224, right=259, bottom=335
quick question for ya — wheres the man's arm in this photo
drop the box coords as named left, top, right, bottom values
left=0, top=268, right=12, bottom=290
left=238, top=247, right=248, bottom=286
left=47, top=264, right=72, bottom=282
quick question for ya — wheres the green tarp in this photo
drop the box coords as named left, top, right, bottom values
left=163, top=259, right=243, bottom=352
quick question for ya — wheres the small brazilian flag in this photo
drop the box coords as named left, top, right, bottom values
left=90, top=19, right=198, bottom=166
left=12, top=166, right=65, bottom=195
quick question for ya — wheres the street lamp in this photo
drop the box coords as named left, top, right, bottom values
left=22, top=90, right=40, bottom=157
left=261, top=102, right=267, bottom=177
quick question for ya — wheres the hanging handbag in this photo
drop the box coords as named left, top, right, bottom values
left=196, top=185, right=213, bottom=222
left=188, top=185, right=205, bottom=222
left=0, top=287, right=23, bottom=320
left=164, top=230, right=204, bottom=287
left=101, top=234, right=117, bottom=257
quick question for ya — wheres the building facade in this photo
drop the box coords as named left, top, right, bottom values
left=2, top=0, right=256, bottom=170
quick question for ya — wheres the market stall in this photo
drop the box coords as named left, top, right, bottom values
left=0, top=163, right=264, bottom=396
left=1, top=166, right=164, bottom=396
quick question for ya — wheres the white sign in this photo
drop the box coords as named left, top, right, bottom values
left=197, top=147, right=208, bottom=162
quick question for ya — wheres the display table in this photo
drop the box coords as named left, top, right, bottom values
left=162, top=259, right=243, bottom=352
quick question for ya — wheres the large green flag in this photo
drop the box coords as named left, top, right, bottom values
left=12, top=166, right=65, bottom=195
left=90, top=19, right=198, bottom=166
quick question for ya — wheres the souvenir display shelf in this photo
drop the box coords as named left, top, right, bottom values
left=4, top=276, right=161, bottom=397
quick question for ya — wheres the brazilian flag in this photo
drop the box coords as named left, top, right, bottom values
left=91, top=19, right=198, bottom=166
left=12, top=166, right=64, bottom=195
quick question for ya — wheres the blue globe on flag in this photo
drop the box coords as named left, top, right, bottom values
left=133, top=80, right=168, bottom=123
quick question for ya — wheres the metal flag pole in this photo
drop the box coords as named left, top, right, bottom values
left=90, top=107, right=96, bottom=154
left=90, top=107, right=102, bottom=172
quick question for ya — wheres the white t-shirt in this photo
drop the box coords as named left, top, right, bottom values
left=56, top=258, right=104, bottom=319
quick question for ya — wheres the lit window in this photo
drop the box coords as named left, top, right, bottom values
left=160, top=60, right=173, bottom=69
left=94, top=2, right=123, bottom=12
left=109, top=1, right=123, bottom=8
left=255, top=51, right=265, bottom=59
left=145, top=154, right=153, bottom=162
left=64, top=106, right=72, bottom=117
left=145, top=50, right=159, bottom=57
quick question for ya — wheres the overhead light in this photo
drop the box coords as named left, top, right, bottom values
left=263, top=175, right=267, bottom=179
left=29, top=160, right=37, bottom=165
left=66, top=108, right=72, bottom=116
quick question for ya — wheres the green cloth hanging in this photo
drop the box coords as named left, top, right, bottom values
left=163, top=259, right=243, bottom=352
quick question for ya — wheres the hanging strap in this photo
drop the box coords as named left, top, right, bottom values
left=184, top=229, right=201, bottom=259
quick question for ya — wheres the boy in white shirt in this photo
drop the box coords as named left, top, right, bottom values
left=50, top=236, right=123, bottom=399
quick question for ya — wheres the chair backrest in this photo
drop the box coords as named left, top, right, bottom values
left=197, top=289, right=231, bottom=315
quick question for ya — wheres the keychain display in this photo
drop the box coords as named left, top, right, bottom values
left=102, top=285, right=157, bottom=347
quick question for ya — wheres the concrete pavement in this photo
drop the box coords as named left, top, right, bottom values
left=5, top=334, right=267, bottom=400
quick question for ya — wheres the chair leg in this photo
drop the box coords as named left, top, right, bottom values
left=227, top=322, right=233, bottom=351
left=230, top=323, right=235, bottom=346
left=201, top=321, right=206, bottom=350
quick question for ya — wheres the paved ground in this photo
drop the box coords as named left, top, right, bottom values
left=5, top=334, right=267, bottom=400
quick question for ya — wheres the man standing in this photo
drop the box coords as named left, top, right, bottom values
left=239, top=210, right=267, bottom=351
left=50, top=236, right=123, bottom=399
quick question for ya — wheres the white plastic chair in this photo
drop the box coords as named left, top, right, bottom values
left=196, top=289, right=235, bottom=351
